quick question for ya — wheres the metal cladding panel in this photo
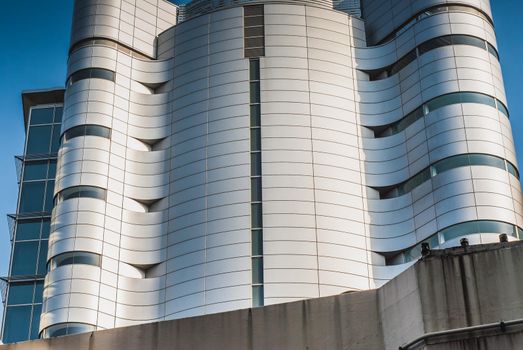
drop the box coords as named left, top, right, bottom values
left=36, top=0, right=523, bottom=340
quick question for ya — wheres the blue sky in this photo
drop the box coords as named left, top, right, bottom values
left=0, top=0, right=522, bottom=328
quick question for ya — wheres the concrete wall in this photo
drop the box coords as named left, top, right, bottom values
left=4, top=241, right=523, bottom=349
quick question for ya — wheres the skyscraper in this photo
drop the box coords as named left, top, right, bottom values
left=3, top=0, right=522, bottom=343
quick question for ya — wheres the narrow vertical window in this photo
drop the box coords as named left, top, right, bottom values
left=249, top=57, right=264, bottom=307
left=244, top=5, right=265, bottom=58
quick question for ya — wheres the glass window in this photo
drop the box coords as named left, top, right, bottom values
left=251, top=177, right=262, bottom=201
left=54, top=107, right=63, bottom=123
left=451, top=35, right=485, bottom=50
left=56, top=186, right=106, bottom=204
left=250, top=104, right=261, bottom=127
left=41, top=219, right=51, bottom=239
left=250, top=82, right=260, bottom=103
left=250, top=128, right=261, bottom=151
left=477, top=221, right=516, bottom=236
left=244, top=5, right=263, bottom=16
left=43, top=323, right=96, bottom=338
left=92, top=68, right=115, bottom=81
left=251, top=152, right=262, bottom=176
left=244, top=15, right=264, bottom=27
left=468, top=154, right=505, bottom=170
left=506, top=161, right=519, bottom=178
left=460, top=92, right=496, bottom=108
left=72, top=252, right=100, bottom=266
left=23, top=161, right=48, bottom=181
left=418, top=35, right=452, bottom=54
left=19, top=181, right=46, bottom=213
left=44, top=180, right=55, bottom=212
left=390, top=49, right=417, bottom=75
left=249, top=59, right=260, bottom=80
left=245, top=26, right=264, bottom=38
left=63, top=125, right=111, bottom=143
left=497, top=101, right=509, bottom=117
left=30, top=108, right=54, bottom=125
left=31, top=304, right=43, bottom=339
left=34, top=281, right=44, bottom=304
left=48, top=161, right=57, bottom=179
left=432, top=154, right=469, bottom=175
left=7, top=283, right=34, bottom=305
left=68, top=68, right=115, bottom=86
left=441, top=221, right=478, bottom=242
left=26, top=125, right=52, bottom=154
left=15, top=220, right=41, bottom=241
left=400, top=168, right=430, bottom=194
left=252, top=257, right=264, bottom=284
left=70, top=69, right=90, bottom=85
left=245, top=37, right=264, bottom=49
left=85, top=125, right=111, bottom=138
left=50, top=125, right=61, bottom=153
left=37, top=241, right=49, bottom=275
left=252, top=229, right=263, bottom=256
left=3, top=306, right=31, bottom=343
left=425, top=93, right=462, bottom=113
left=252, top=285, right=264, bottom=307
left=245, top=48, right=265, bottom=58
left=251, top=203, right=263, bottom=228
left=11, top=242, right=39, bottom=276
left=49, top=251, right=101, bottom=270
left=487, top=43, right=499, bottom=59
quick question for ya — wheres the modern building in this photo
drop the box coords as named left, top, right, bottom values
left=1, top=89, right=64, bottom=343
left=2, top=0, right=523, bottom=343
left=3, top=240, right=523, bottom=350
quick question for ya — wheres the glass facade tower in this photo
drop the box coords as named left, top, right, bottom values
left=1, top=90, right=64, bottom=343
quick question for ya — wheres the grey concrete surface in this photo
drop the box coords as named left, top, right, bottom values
left=3, top=242, right=523, bottom=350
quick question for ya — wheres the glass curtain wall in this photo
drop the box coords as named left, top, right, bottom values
left=1, top=105, right=62, bottom=343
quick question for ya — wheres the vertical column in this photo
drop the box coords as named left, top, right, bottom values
left=249, top=58, right=264, bottom=307
left=244, top=4, right=265, bottom=307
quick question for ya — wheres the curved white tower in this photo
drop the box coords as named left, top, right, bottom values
left=39, top=0, right=523, bottom=338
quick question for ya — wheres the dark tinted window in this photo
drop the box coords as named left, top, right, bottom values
left=251, top=202, right=263, bottom=228
left=62, top=124, right=111, bottom=142
left=30, top=108, right=54, bottom=125
left=252, top=229, right=263, bottom=256
left=11, top=242, right=39, bottom=276
left=31, top=304, right=43, bottom=339
left=19, top=181, right=46, bottom=213
left=251, top=152, right=262, bottom=176
left=55, top=186, right=106, bottom=204
left=16, top=220, right=41, bottom=241
left=26, top=125, right=52, bottom=154
left=7, top=283, right=34, bottom=305
left=49, top=251, right=101, bottom=270
left=23, top=161, right=48, bottom=181
left=37, top=241, right=49, bottom=275
left=68, top=68, right=115, bottom=86
left=251, top=177, right=262, bottom=202
left=3, top=306, right=31, bottom=343
left=252, top=256, right=264, bottom=284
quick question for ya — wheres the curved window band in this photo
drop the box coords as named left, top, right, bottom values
left=55, top=186, right=107, bottom=205
left=379, top=153, right=519, bottom=199
left=61, top=124, right=111, bottom=143
left=69, top=37, right=151, bottom=60
left=48, top=251, right=101, bottom=271
left=374, top=91, right=508, bottom=138
left=366, top=34, right=499, bottom=81
left=377, top=5, right=494, bottom=45
left=66, top=68, right=115, bottom=86
left=42, top=322, right=96, bottom=338
left=385, top=220, right=522, bottom=265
